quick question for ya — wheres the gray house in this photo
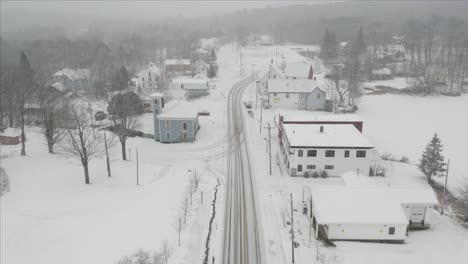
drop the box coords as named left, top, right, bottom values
left=52, top=68, right=91, bottom=95
left=267, top=79, right=327, bottom=111
left=152, top=93, right=199, bottom=143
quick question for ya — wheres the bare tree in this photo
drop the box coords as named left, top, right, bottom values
left=59, top=103, right=102, bottom=184
left=37, top=85, right=66, bottom=153
left=159, top=240, right=172, bottom=264
left=0, top=66, right=17, bottom=127
left=172, top=212, right=185, bottom=247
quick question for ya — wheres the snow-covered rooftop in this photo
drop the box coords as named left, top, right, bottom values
left=172, top=78, right=208, bottom=90
left=311, top=187, right=438, bottom=225
left=268, top=79, right=322, bottom=94
left=278, top=110, right=363, bottom=123
left=51, top=82, right=66, bottom=92
left=157, top=100, right=198, bottom=119
left=372, top=68, right=392, bottom=75
left=193, top=73, right=208, bottom=80
left=283, top=62, right=312, bottom=78
left=165, top=59, right=191, bottom=66
left=52, top=68, right=90, bottom=80
left=283, top=124, right=373, bottom=148
left=0, top=127, right=21, bottom=137
left=149, top=92, right=164, bottom=98
left=192, top=48, right=208, bottom=54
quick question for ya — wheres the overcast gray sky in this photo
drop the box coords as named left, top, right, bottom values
left=0, top=1, right=326, bottom=33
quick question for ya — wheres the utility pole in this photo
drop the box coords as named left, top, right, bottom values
left=251, top=64, right=257, bottom=109
left=441, top=159, right=450, bottom=215
left=104, top=132, right=111, bottom=177
left=290, top=193, right=295, bottom=264
left=240, top=51, right=243, bottom=76
left=265, top=122, right=272, bottom=175
left=259, top=101, right=263, bottom=133
left=136, top=148, right=139, bottom=186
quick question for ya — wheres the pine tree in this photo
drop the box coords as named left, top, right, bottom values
left=320, top=28, right=331, bottom=60
left=209, top=48, right=217, bottom=62
left=419, top=134, right=446, bottom=183
left=351, top=26, right=366, bottom=58
left=15, top=51, right=35, bottom=156
left=207, top=63, right=216, bottom=79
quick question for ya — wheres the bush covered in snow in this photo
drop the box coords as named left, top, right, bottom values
left=0, top=168, right=10, bottom=196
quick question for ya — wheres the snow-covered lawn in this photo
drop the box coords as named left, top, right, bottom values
left=357, top=93, right=468, bottom=192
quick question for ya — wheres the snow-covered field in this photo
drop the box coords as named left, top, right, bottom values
left=2, top=42, right=467, bottom=264
left=357, top=93, right=468, bottom=192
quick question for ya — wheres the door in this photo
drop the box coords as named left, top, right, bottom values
left=409, top=206, right=426, bottom=222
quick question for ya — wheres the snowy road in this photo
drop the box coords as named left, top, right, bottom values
left=222, top=77, right=264, bottom=264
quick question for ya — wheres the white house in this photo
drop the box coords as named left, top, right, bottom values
left=310, top=187, right=438, bottom=242
left=193, top=59, right=210, bottom=76
left=135, top=62, right=160, bottom=90
left=258, top=65, right=285, bottom=94
left=171, top=78, right=209, bottom=99
left=268, top=79, right=326, bottom=110
left=280, top=123, right=377, bottom=177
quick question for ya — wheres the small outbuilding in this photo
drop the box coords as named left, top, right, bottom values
left=0, top=128, right=22, bottom=145
left=171, top=78, right=209, bottom=100
left=372, top=68, right=392, bottom=80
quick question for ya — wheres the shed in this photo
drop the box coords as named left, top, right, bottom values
left=172, top=78, right=209, bottom=99
left=0, top=128, right=22, bottom=145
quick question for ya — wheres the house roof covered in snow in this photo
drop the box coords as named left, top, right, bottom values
left=311, top=187, right=438, bottom=225
left=372, top=68, right=392, bottom=75
left=51, top=81, right=66, bottom=92
left=157, top=100, right=198, bottom=120
left=165, top=59, right=191, bottom=66
left=283, top=63, right=313, bottom=79
left=172, top=78, right=208, bottom=90
left=268, top=79, right=322, bottom=94
left=193, top=73, right=208, bottom=80
left=52, top=68, right=90, bottom=80
left=192, top=48, right=208, bottom=54
left=150, top=92, right=164, bottom=98
left=283, top=124, right=373, bottom=148
left=278, top=111, right=363, bottom=123
left=311, top=187, right=409, bottom=225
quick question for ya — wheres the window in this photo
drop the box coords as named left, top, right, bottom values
left=307, top=150, right=317, bottom=157
left=155, top=109, right=159, bottom=114
left=144, top=103, right=150, bottom=108
left=297, top=165, right=302, bottom=172
left=317, top=93, right=321, bottom=99
left=182, top=132, right=187, bottom=140
left=389, top=227, right=395, bottom=235
left=165, top=120, right=170, bottom=127
left=154, top=100, right=158, bottom=105
left=344, top=150, right=350, bottom=158
left=273, top=92, right=277, bottom=96
left=286, top=93, right=290, bottom=98
left=181, top=84, right=184, bottom=89
left=166, top=132, right=170, bottom=140
left=183, top=122, right=187, bottom=131
left=324, top=165, right=334, bottom=170
left=306, top=165, right=316, bottom=170
left=356, top=150, right=367, bottom=158
left=274, top=74, right=276, bottom=79
left=298, top=150, right=303, bottom=157
left=325, top=150, right=335, bottom=157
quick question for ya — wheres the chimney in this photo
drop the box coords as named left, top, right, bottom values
left=320, top=126, right=324, bottom=133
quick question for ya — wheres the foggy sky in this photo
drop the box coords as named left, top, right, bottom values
left=0, top=0, right=321, bottom=33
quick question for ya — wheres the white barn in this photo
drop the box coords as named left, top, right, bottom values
left=268, top=79, right=326, bottom=111
left=310, top=187, right=438, bottom=242
left=280, top=123, right=377, bottom=177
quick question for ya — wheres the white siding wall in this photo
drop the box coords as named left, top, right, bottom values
left=269, top=92, right=300, bottom=109
left=401, top=204, right=434, bottom=226
left=286, top=148, right=375, bottom=176
left=325, top=223, right=407, bottom=241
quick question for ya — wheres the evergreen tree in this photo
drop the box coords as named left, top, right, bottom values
left=351, top=26, right=366, bottom=58
left=15, top=51, right=35, bottom=156
left=207, top=63, right=216, bottom=79
left=209, top=48, right=217, bottom=62
left=112, top=66, right=130, bottom=92
left=320, top=28, right=331, bottom=60
left=329, top=30, right=338, bottom=60
left=419, top=134, right=446, bottom=183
